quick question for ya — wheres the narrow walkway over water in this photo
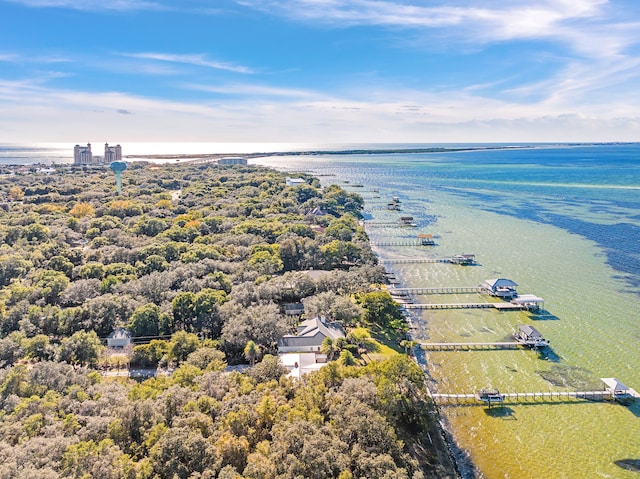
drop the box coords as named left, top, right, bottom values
left=404, top=302, right=525, bottom=310
left=419, top=341, right=523, bottom=350
left=390, top=286, right=484, bottom=294
left=428, top=378, right=640, bottom=406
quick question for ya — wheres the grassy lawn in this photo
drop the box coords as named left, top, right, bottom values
left=353, top=325, right=405, bottom=363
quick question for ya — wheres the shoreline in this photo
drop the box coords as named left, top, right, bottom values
left=122, top=142, right=624, bottom=162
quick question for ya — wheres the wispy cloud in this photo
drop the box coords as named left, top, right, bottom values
left=121, top=52, right=253, bottom=74
left=4, top=0, right=164, bottom=11
left=185, top=82, right=320, bottom=98
left=237, top=0, right=636, bottom=57
left=2, top=75, right=639, bottom=143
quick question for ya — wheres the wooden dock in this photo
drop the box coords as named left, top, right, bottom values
left=429, top=378, right=640, bottom=406
left=419, top=341, right=523, bottom=350
left=381, top=258, right=447, bottom=263
left=430, top=390, right=613, bottom=404
left=371, top=241, right=427, bottom=247
left=404, top=302, right=524, bottom=310
left=390, top=286, right=484, bottom=294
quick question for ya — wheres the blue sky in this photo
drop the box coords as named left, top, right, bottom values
left=1, top=0, right=640, bottom=143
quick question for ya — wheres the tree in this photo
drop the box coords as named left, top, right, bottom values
left=128, top=303, right=164, bottom=337
left=69, top=202, right=95, bottom=218
left=34, top=269, right=69, bottom=305
left=167, top=331, right=200, bottom=365
left=22, top=334, right=53, bottom=361
left=321, top=337, right=337, bottom=361
left=248, top=354, right=288, bottom=382
left=186, top=347, right=226, bottom=371
left=339, top=349, right=356, bottom=366
left=244, top=340, right=259, bottom=366
left=57, top=330, right=104, bottom=366
left=358, top=291, right=405, bottom=329
left=8, top=186, right=25, bottom=201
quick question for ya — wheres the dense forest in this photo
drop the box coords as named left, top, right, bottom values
left=0, top=162, right=457, bottom=478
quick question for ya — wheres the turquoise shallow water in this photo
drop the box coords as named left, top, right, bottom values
left=256, top=144, right=640, bottom=479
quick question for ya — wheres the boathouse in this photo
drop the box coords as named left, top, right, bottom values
left=483, top=278, right=518, bottom=298
left=450, top=254, right=475, bottom=265
left=513, top=325, right=550, bottom=348
left=601, top=378, right=640, bottom=403
left=510, top=293, right=545, bottom=311
left=418, top=233, right=435, bottom=245
left=398, top=216, right=416, bottom=227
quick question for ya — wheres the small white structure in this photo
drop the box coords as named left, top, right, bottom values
left=107, top=328, right=132, bottom=348
left=286, top=177, right=306, bottom=187
left=510, top=293, right=545, bottom=311
left=279, top=352, right=326, bottom=379
left=601, top=378, right=640, bottom=403
left=218, top=157, right=247, bottom=165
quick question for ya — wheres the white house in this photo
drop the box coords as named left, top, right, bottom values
left=286, top=177, right=306, bottom=187
left=107, top=328, right=132, bottom=348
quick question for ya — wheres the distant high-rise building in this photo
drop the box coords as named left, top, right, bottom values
left=73, top=142, right=122, bottom=166
left=74, top=143, right=92, bottom=165
left=104, top=143, right=122, bottom=163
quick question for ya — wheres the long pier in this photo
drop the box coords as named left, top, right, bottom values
left=371, top=241, right=431, bottom=247
left=430, top=390, right=614, bottom=404
left=390, top=286, right=484, bottom=294
left=428, top=377, right=640, bottom=406
left=429, top=389, right=640, bottom=405
left=381, top=258, right=448, bottom=263
left=419, top=341, right=523, bottom=350
left=404, top=302, right=524, bottom=310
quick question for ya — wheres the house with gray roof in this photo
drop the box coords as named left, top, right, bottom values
left=277, top=316, right=345, bottom=355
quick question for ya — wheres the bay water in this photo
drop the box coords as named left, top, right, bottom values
left=256, top=144, right=640, bottom=479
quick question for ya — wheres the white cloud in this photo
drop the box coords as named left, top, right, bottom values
left=237, top=0, right=637, bottom=58
left=1, top=76, right=639, bottom=143
left=121, top=52, right=253, bottom=74
left=184, top=82, right=322, bottom=99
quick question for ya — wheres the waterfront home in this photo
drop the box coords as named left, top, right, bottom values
left=278, top=316, right=346, bottom=378
left=277, top=316, right=345, bottom=355
left=482, top=278, right=518, bottom=298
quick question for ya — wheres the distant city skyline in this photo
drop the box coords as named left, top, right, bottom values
left=1, top=0, right=640, bottom=143
left=73, top=142, right=121, bottom=165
